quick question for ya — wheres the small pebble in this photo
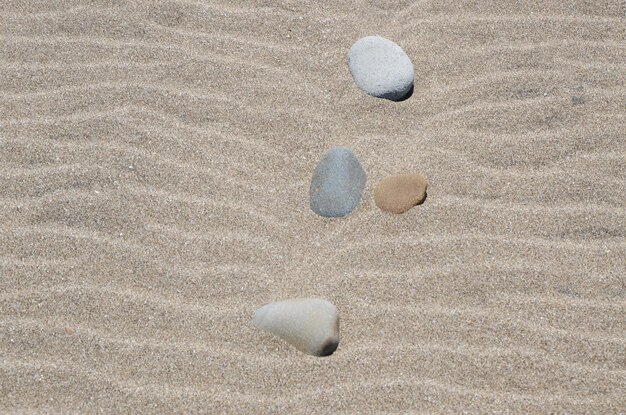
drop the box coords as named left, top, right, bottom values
left=348, top=36, right=414, bottom=101
left=310, top=147, right=366, bottom=217
left=374, top=173, right=428, bottom=214
left=253, top=298, right=340, bottom=357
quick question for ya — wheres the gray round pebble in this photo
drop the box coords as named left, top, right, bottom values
left=310, top=147, right=366, bottom=217
left=348, top=35, right=414, bottom=101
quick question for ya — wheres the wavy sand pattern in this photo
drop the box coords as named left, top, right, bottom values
left=1, top=0, right=625, bottom=413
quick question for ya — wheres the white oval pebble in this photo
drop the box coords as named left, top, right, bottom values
left=348, top=35, right=414, bottom=101
left=253, top=298, right=340, bottom=356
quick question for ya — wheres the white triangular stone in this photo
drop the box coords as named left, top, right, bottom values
left=253, top=298, right=340, bottom=356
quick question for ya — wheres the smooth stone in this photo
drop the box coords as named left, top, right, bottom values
left=253, top=298, right=340, bottom=357
left=310, top=147, right=366, bottom=217
left=374, top=173, right=428, bottom=214
left=348, top=35, right=414, bottom=101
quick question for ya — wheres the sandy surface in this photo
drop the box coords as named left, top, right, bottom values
left=1, top=0, right=625, bottom=413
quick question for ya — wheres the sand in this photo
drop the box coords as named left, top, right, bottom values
left=1, top=0, right=625, bottom=413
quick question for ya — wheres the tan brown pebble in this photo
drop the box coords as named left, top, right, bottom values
left=374, top=173, right=428, bottom=214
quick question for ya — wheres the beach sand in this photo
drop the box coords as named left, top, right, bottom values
left=1, top=1, right=625, bottom=413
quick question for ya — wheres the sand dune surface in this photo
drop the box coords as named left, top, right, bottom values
left=1, top=0, right=625, bottom=413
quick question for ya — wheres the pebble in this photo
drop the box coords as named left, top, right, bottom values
left=348, top=36, right=414, bottom=101
left=310, top=147, right=366, bottom=217
left=374, top=173, right=428, bottom=214
left=253, top=298, right=340, bottom=357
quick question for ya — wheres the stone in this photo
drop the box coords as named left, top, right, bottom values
left=348, top=35, right=414, bottom=101
left=310, top=147, right=366, bottom=217
left=253, top=298, right=340, bottom=357
left=374, top=173, right=428, bottom=214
